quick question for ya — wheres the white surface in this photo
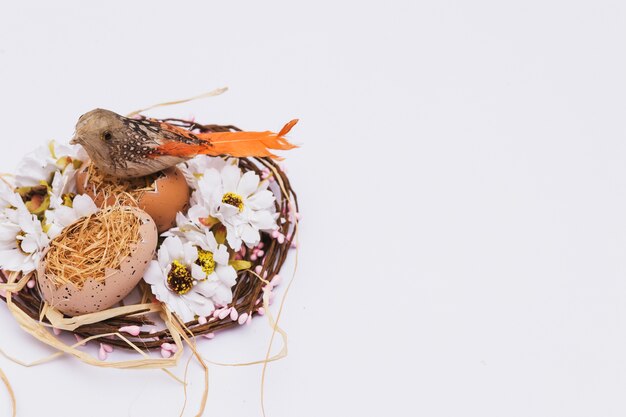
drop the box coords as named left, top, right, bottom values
left=1, top=0, right=626, bottom=416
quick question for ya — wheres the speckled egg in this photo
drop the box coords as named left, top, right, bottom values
left=76, top=162, right=190, bottom=233
left=36, top=208, right=158, bottom=316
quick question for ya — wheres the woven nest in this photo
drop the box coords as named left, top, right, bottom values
left=0, top=121, right=298, bottom=350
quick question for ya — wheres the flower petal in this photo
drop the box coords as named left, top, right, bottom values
left=54, top=206, right=78, bottom=227
left=215, top=265, right=237, bottom=287
left=220, top=165, right=241, bottom=193
left=0, top=223, right=20, bottom=241
left=0, top=249, right=27, bottom=271
left=215, top=203, right=240, bottom=219
left=203, top=230, right=218, bottom=251
left=250, top=210, right=277, bottom=231
left=247, top=190, right=275, bottom=210
left=240, top=224, right=260, bottom=247
left=72, top=195, right=98, bottom=217
left=198, top=168, right=222, bottom=195
left=191, top=263, right=206, bottom=281
left=183, top=242, right=198, bottom=265
left=214, top=284, right=233, bottom=305
left=187, top=204, right=210, bottom=223
left=19, top=235, right=39, bottom=254
left=213, top=244, right=229, bottom=266
left=184, top=290, right=215, bottom=316
left=237, top=171, right=260, bottom=197
left=163, top=236, right=184, bottom=261
left=144, top=260, right=165, bottom=285
left=225, top=224, right=243, bottom=251
left=170, top=297, right=195, bottom=322
left=157, top=244, right=171, bottom=269
left=195, top=280, right=218, bottom=297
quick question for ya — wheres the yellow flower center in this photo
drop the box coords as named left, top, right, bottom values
left=196, top=249, right=215, bottom=277
left=222, top=192, right=244, bottom=212
left=62, top=193, right=75, bottom=207
left=167, top=260, right=193, bottom=295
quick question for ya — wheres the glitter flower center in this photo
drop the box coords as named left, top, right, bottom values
left=196, top=249, right=215, bottom=277
left=167, top=260, right=193, bottom=295
left=222, top=192, right=244, bottom=212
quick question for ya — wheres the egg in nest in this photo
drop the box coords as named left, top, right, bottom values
left=37, top=206, right=157, bottom=316
left=76, top=161, right=190, bottom=233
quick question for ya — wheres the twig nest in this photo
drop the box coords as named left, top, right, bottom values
left=76, top=161, right=190, bottom=233
left=36, top=206, right=158, bottom=316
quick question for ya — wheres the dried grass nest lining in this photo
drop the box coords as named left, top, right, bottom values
left=85, top=163, right=164, bottom=205
left=45, top=206, right=141, bottom=288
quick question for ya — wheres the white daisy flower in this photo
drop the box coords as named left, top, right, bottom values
left=14, top=140, right=86, bottom=187
left=143, top=235, right=237, bottom=322
left=47, top=168, right=77, bottom=210
left=164, top=214, right=237, bottom=297
left=44, top=194, right=99, bottom=239
left=178, top=155, right=235, bottom=189
left=0, top=198, right=49, bottom=274
left=0, top=141, right=89, bottom=273
left=189, top=165, right=278, bottom=250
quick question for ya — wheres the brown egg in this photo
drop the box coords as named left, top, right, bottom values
left=76, top=162, right=190, bottom=233
left=36, top=208, right=158, bottom=316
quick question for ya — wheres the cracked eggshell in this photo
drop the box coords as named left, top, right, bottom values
left=76, top=163, right=190, bottom=233
left=36, top=208, right=158, bottom=317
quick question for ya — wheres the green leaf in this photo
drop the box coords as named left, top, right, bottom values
left=229, top=260, right=252, bottom=271
left=213, top=224, right=227, bottom=245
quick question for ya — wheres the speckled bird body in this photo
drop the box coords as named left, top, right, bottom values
left=70, top=109, right=297, bottom=178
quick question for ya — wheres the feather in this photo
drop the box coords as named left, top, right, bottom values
left=154, top=119, right=298, bottom=159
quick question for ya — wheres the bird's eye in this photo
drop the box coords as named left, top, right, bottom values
left=102, top=131, right=112, bottom=141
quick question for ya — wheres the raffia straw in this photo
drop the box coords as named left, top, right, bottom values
left=166, top=308, right=209, bottom=417
left=0, top=270, right=213, bottom=415
left=45, top=206, right=141, bottom=287
left=0, top=124, right=297, bottom=415
left=260, top=241, right=298, bottom=417
left=0, top=272, right=31, bottom=293
left=0, top=366, right=16, bottom=417
left=257, top=159, right=299, bottom=417
left=2, top=273, right=183, bottom=380
left=179, top=351, right=194, bottom=417
left=196, top=255, right=294, bottom=417
left=43, top=302, right=159, bottom=331
left=198, top=161, right=299, bottom=417
left=202, top=270, right=288, bottom=367
left=125, top=87, right=228, bottom=118
left=4, top=133, right=297, bottom=351
left=4, top=277, right=179, bottom=369
left=82, top=162, right=158, bottom=206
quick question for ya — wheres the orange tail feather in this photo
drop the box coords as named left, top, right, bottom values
left=156, top=119, right=298, bottom=159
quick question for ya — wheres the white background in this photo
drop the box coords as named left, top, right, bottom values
left=1, top=0, right=626, bottom=416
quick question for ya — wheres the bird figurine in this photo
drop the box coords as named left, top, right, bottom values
left=70, top=109, right=297, bottom=178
